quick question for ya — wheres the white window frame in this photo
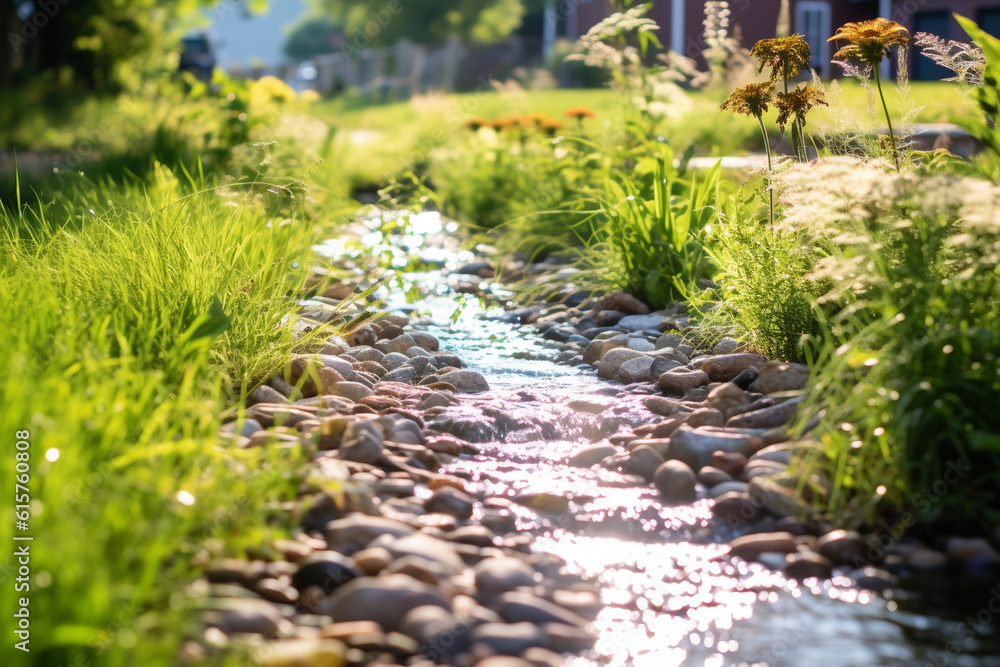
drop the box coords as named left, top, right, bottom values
left=796, top=1, right=833, bottom=75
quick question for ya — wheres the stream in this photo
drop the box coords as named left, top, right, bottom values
left=318, top=211, right=1000, bottom=667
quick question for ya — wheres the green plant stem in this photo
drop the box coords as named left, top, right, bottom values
left=874, top=67, right=900, bottom=171
left=758, top=115, right=775, bottom=226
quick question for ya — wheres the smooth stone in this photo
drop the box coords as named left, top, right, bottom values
left=617, top=355, right=656, bottom=383
left=398, top=604, right=460, bottom=643
left=747, top=477, right=809, bottom=517
left=433, top=352, right=465, bottom=368
left=211, top=603, right=286, bottom=635
left=706, top=383, right=751, bottom=420
left=650, top=357, right=683, bottom=379
left=329, top=382, right=373, bottom=403
left=713, top=451, right=748, bottom=478
left=352, top=547, right=393, bottom=575
left=732, top=366, right=760, bottom=390
left=625, top=338, right=655, bottom=352
left=495, top=592, right=589, bottom=627
left=375, top=334, right=417, bottom=355
left=470, top=622, right=546, bottom=656
left=383, top=366, right=417, bottom=383
left=742, top=458, right=788, bottom=481
left=220, top=418, right=264, bottom=438
left=757, top=361, right=810, bottom=394
left=667, top=425, right=754, bottom=472
left=711, top=491, right=763, bottom=524
left=592, top=292, right=650, bottom=315
left=729, top=531, right=797, bottom=560
left=474, top=558, right=540, bottom=596
left=707, top=481, right=750, bottom=498
left=382, top=352, right=410, bottom=370
left=946, top=537, right=1000, bottom=566
left=352, top=347, right=386, bottom=363
left=617, top=314, right=665, bottom=332
left=569, top=445, right=616, bottom=468
left=644, top=396, right=685, bottom=417
left=542, top=623, right=597, bottom=653
left=317, top=575, right=452, bottom=632
left=410, top=331, right=440, bottom=352
left=657, top=368, right=710, bottom=395
left=440, top=369, right=490, bottom=393
left=713, top=338, right=741, bottom=355
left=625, top=444, right=665, bottom=481
left=727, top=396, right=806, bottom=429
left=815, top=530, right=869, bottom=566
left=325, top=514, right=415, bottom=549
left=386, top=532, right=465, bottom=574
left=597, top=348, right=646, bottom=380
left=784, top=552, right=834, bottom=580
left=425, top=486, right=476, bottom=519
left=292, top=551, right=362, bottom=594
left=697, top=466, right=734, bottom=487
left=338, top=432, right=383, bottom=465
left=653, top=460, right=698, bottom=505
left=685, top=408, right=724, bottom=428
left=701, top=353, right=768, bottom=382
left=655, top=334, right=684, bottom=350
left=407, top=345, right=434, bottom=359
left=256, top=639, right=348, bottom=667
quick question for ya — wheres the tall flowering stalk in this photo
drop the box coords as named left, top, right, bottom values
left=829, top=18, right=910, bottom=170
left=751, top=35, right=814, bottom=158
left=722, top=82, right=776, bottom=225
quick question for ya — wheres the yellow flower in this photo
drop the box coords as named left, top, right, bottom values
left=721, top=82, right=775, bottom=118
left=750, top=35, right=813, bottom=81
left=828, top=18, right=909, bottom=68
left=774, top=85, right=828, bottom=132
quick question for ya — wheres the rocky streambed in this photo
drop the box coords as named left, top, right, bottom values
left=191, top=212, right=1000, bottom=667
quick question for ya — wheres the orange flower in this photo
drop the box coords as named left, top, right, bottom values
left=464, top=117, right=489, bottom=131
left=829, top=18, right=909, bottom=68
left=564, top=107, right=597, bottom=120
left=538, top=118, right=565, bottom=136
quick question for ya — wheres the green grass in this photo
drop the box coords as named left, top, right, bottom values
left=302, top=82, right=973, bottom=191
left=0, top=166, right=333, bottom=666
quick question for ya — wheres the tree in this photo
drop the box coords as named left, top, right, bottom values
left=1, top=0, right=267, bottom=92
left=283, top=15, right=341, bottom=60
left=309, top=0, right=527, bottom=47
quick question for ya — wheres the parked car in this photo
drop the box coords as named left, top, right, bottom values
left=180, top=32, right=217, bottom=82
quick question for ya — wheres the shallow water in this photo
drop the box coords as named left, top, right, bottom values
left=331, top=212, right=1000, bottom=667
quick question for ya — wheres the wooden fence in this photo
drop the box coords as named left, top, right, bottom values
left=248, top=36, right=541, bottom=99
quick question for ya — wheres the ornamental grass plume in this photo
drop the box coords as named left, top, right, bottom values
left=775, top=85, right=828, bottom=160
left=829, top=18, right=910, bottom=170
left=723, top=82, right=776, bottom=224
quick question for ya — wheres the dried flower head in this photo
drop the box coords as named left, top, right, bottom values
left=774, top=85, right=828, bottom=131
left=750, top=35, right=813, bottom=81
left=565, top=107, right=597, bottom=120
left=829, top=18, right=909, bottom=68
left=721, top=82, right=775, bottom=118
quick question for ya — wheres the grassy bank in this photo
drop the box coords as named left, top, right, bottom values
left=0, top=166, right=333, bottom=665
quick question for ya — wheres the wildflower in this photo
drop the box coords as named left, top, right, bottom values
left=721, top=82, right=774, bottom=118
left=723, top=82, right=777, bottom=225
left=828, top=18, right=909, bottom=69
left=750, top=35, right=813, bottom=83
left=774, top=85, right=828, bottom=133
left=829, top=18, right=909, bottom=171
left=523, top=112, right=550, bottom=126
left=465, top=117, right=488, bottom=131
left=565, top=107, right=597, bottom=120
left=538, top=118, right=565, bottom=136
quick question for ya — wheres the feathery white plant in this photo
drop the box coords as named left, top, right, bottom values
left=914, top=32, right=986, bottom=85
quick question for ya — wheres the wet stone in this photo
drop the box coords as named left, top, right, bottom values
left=653, top=460, right=698, bottom=505
left=700, top=353, right=768, bottom=383
left=657, top=367, right=710, bottom=395
left=317, top=574, right=452, bottom=632
left=292, top=551, right=362, bottom=594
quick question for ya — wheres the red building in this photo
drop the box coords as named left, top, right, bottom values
left=552, top=0, right=1000, bottom=79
